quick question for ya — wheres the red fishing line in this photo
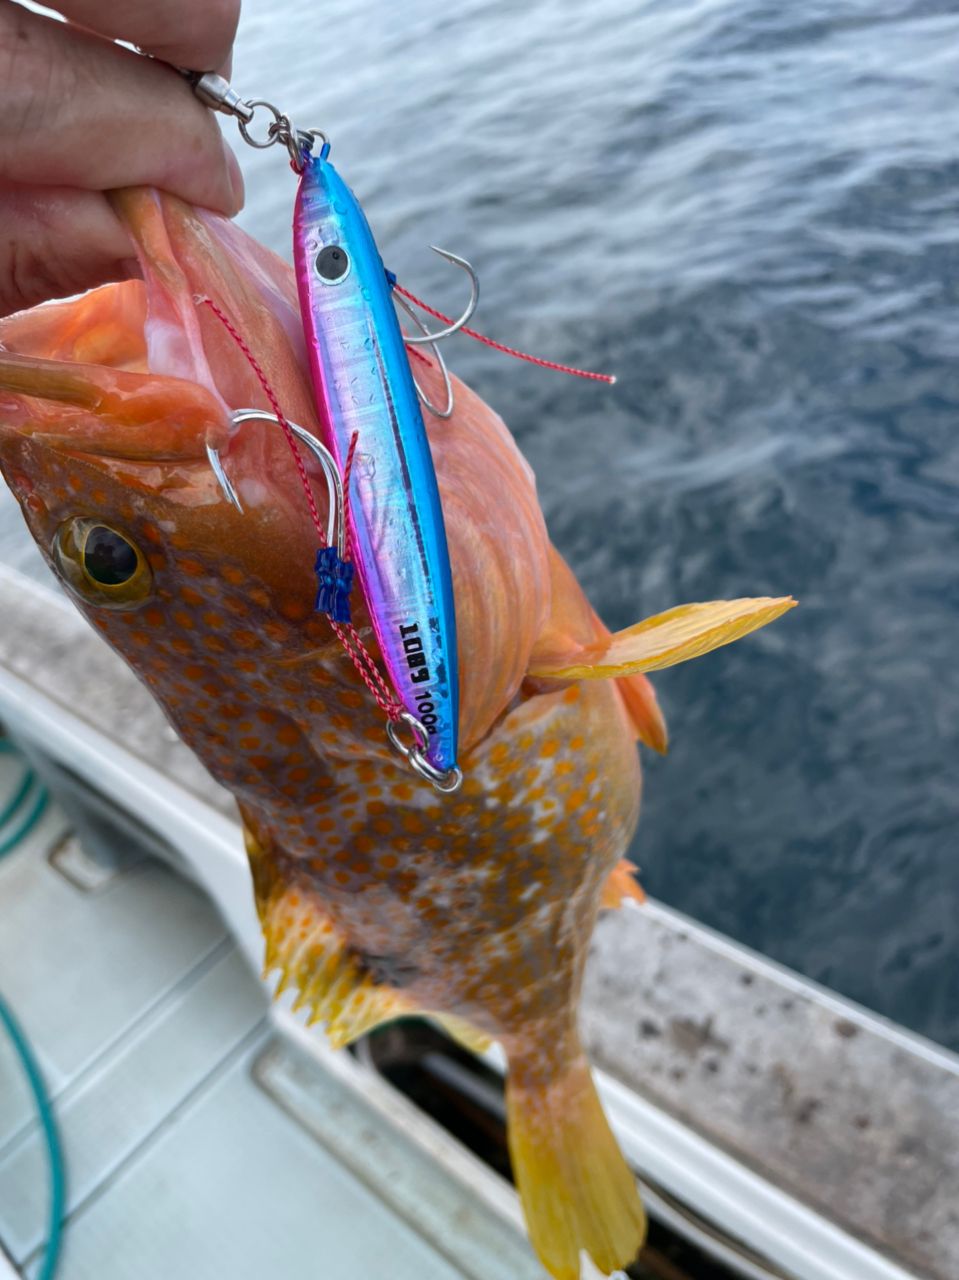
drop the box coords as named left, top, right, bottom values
left=393, top=285, right=616, bottom=384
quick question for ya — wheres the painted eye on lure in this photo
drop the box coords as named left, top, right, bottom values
left=53, top=518, right=152, bottom=607
left=314, top=244, right=350, bottom=284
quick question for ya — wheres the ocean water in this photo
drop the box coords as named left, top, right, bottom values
left=2, top=0, right=957, bottom=1048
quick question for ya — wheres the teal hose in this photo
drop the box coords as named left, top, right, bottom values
left=0, top=738, right=49, bottom=859
left=0, top=738, right=64, bottom=1277
left=0, top=996, right=65, bottom=1280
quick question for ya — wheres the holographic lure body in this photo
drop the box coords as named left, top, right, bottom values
left=293, top=147, right=459, bottom=776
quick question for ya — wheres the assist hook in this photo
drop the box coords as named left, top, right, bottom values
left=206, top=410, right=345, bottom=560
left=400, top=248, right=479, bottom=345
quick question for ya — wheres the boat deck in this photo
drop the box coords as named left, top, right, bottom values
left=0, top=770, right=542, bottom=1280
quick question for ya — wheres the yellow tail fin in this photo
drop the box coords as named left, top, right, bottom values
left=506, top=1052, right=646, bottom=1280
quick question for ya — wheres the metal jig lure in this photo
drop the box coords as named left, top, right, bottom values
left=189, top=72, right=466, bottom=794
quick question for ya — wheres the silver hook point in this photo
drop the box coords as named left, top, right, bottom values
left=402, top=248, right=479, bottom=345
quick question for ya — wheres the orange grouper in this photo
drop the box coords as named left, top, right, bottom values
left=0, top=189, right=794, bottom=1280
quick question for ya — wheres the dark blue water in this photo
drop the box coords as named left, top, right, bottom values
left=3, top=0, right=957, bottom=1047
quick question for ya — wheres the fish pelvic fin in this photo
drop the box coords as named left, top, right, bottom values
left=528, top=596, right=797, bottom=682
left=600, top=859, right=646, bottom=910
left=242, top=816, right=409, bottom=1048
left=616, top=672, right=668, bottom=754
left=506, top=1046, right=646, bottom=1280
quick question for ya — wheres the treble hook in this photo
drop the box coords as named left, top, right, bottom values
left=400, top=247, right=479, bottom=344
left=207, top=409, right=346, bottom=559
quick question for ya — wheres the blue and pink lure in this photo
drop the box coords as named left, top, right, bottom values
left=293, top=143, right=459, bottom=779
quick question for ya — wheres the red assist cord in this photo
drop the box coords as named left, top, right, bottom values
left=197, top=296, right=404, bottom=722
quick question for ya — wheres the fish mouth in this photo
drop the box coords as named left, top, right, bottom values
left=0, top=186, right=315, bottom=467
left=0, top=343, right=229, bottom=460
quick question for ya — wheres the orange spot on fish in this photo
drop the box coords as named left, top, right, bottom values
left=276, top=724, right=299, bottom=746
left=222, top=565, right=246, bottom=586
left=143, top=607, right=164, bottom=628
left=179, top=558, right=205, bottom=577
left=279, top=599, right=309, bottom=622
left=181, top=587, right=203, bottom=607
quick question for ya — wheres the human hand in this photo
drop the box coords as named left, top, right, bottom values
left=0, top=0, right=244, bottom=317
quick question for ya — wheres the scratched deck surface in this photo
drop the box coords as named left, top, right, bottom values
left=0, top=566, right=957, bottom=1280
left=0, top=760, right=540, bottom=1280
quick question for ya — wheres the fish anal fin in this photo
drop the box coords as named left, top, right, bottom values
left=600, top=859, right=646, bottom=910
left=528, top=596, right=797, bottom=681
left=433, top=1014, right=494, bottom=1055
left=506, top=1048, right=647, bottom=1280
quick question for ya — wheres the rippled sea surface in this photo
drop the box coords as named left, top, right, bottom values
left=3, top=0, right=958, bottom=1047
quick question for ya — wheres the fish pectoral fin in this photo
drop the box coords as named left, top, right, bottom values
left=528, top=596, right=797, bottom=681
left=600, top=859, right=646, bottom=910
left=432, top=1014, right=494, bottom=1055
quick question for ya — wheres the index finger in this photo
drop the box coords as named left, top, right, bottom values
left=50, top=0, right=240, bottom=71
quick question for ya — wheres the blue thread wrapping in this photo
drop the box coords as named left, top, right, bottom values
left=314, top=546, right=354, bottom=624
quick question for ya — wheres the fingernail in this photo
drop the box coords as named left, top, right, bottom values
left=222, top=136, right=245, bottom=215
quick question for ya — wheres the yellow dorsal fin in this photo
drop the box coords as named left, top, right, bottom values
left=262, top=877, right=411, bottom=1046
left=242, top=815, right=410, bottom=1047
left=528, top=596, right=796, bottom=681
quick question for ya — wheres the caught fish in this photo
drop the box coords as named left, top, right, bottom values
left=0, top=187, right=794, bottom=1280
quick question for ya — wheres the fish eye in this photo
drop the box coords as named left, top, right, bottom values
left=315, top=244, right=350, bottom=284
left=83, top=525, right=139, bottom=585
left=53, top=518, right=152, bottom=608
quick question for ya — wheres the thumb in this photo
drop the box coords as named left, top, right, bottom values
left=0, top=3, right=244, bottom=216
left=0, top=186, right=138, bottom=317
